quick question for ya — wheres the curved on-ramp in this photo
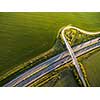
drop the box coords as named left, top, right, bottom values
left=60, top=25, right=100, bottom=87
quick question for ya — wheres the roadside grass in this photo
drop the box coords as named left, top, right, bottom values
left=54, top=67, right=79, bottom=87
left=37, top=63, right=79, bottom=87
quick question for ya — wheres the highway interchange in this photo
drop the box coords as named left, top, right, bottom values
left=4, top=37, right=100, bottom=87
left=60, top=26, right=100, bottom=86
left=3, top=26, right=100, bottom=87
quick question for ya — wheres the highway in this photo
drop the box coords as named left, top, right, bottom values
left=61, top=28, right=86, bottom=86
left=16, top=41, right=100, bottom=87
left=4, top=37, right=100, bottom=87
left=60, top=26, right=100, bottom=86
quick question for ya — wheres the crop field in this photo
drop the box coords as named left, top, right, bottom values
left=0, top=12, right=100, bottom=84
left=42, top=67, right=79, bottom=87
left=54, top=68, right=79, bottom=87
left=82, top=50, right=100, bottom=86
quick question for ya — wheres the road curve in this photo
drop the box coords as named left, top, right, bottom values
left=62, top=26, right=100, bottom=35
left=60, top=26, right=100, bottom=86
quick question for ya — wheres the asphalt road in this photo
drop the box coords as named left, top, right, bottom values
left=19, top=41, right=100, bottom=87
left=60, top=26, right=100, bottom=86
left=4, top=37, right=100, bottom=87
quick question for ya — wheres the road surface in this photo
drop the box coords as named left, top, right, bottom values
left=17, top=41, right=100, bottom=87
left=4, top=37, right=100, bottom=87
left=60, top=26, right=100, bottom=86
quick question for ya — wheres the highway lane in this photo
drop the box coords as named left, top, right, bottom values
left=17, top=41, right=100, bottom=87
left=4, top=37, right=100, bottom=87
left=4, top=39, right=100, bottom=87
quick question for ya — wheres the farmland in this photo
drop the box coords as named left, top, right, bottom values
left=42, top=67, right=79, bottom=87
left=0, top=12, right=100, bottom=86
left=82, top=50, right=100, bottom=86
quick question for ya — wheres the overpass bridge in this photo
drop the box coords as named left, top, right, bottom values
left=4, top=37, right=100, bottom=87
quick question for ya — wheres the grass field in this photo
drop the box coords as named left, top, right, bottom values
left=54, top=68, right=78, bottom=87
left=82, top=50, right=100, bottom=86
left=42, top=67, right=79, bottom=87
left=0, top=12, right=100, bottom=79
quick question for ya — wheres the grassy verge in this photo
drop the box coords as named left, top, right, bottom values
left=0, top=39, right=64, bottom=86
left=31, top=62, right=79, bottom=87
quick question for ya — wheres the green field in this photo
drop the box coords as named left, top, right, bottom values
left=42, top=67, right=78, bottom=87
left=82, top=50, right=100, bottom=86
left=0, top=12, right=100, bottom=79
